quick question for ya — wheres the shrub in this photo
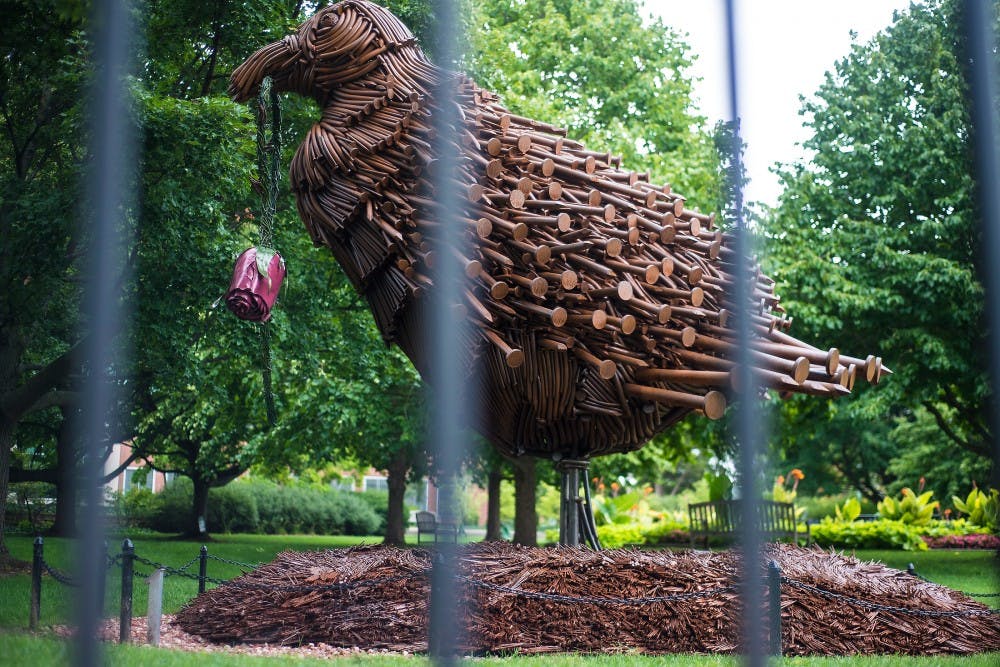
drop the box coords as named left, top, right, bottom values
left=834, top=497, right=862, bottom=522
left=639, top=519, right=690, bottom=546
left=143, top=477, right=195, bottom=533
left=130, top=478, right=381, bottom=535
left=112, top=488, right=158, bottom=529
left=596, top=523, right=646, bottom=548
left=922, top=518, right=991, bottom=538
left=795, top=494, right=876, bottom=521
left=952, top=486, right=999, bottom=531
left=354, top=490, right=389, bottom=532
left=209, top=483, right=260, bottom=533
left=810, top=518, right=928, bottom=551
left=922, top=533, right=1000, bottom=549
left=877, top=487, right=938, bottom=526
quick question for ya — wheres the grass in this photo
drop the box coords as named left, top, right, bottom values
left=1, top=533, right=997, bottom=665
left=0, top=634, right=998, bottom=666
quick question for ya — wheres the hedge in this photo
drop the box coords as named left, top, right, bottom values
left=116, top=478, right=383, bottom=536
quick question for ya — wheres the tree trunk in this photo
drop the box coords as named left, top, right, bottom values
left=0, top=416, right=12, bottom=557
left=383, top=452, right=409, bottom=546
left=484, top=465, right=503, bottom=541
left=49, top=411, right=77, bottom=536
left=191, top=477, right=210, bottom=540
left=511, top=456, right=537, bottom=546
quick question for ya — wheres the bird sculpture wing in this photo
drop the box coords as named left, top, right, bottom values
left=230, top=0, right=886, bottom=458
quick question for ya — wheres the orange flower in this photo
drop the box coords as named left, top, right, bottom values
left=790, top=469, right=805, bottom=481
left=776, top=475, right=786, bottom=486
left=611, top=482, right=621, bottom=492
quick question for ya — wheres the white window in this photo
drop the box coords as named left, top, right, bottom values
left=124, top=467, right=153, bottom=491
left=363, top=476, right=389, bottom=492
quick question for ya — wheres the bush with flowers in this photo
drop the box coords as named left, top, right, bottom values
left=766, top=469, right=806, bottom=519
left=811, top=478, right=997, bottom=551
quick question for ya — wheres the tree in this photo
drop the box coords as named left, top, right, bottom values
left=468, top=0, right=723, bottom=209
left=0, top=1, right=94, bottom=559
left=765, top=0, right=996, bottom=493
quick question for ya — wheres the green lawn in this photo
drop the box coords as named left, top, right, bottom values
left=1, top=634, right=998, bottom=667
left=1, top=534, right=997, bottom=665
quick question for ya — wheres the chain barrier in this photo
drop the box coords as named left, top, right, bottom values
left=174, top=554, right=202, bottom=572
left=207, top=554, right=263, bottom=570
left=40, top=558, right=80, bottom=588
left=781, top=577, right=1000, bottom=617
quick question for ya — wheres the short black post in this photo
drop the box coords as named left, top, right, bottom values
left=906, top=562, right=916, bottom=577
left=768, top=560, right=782, bottom=657
left=30, top=536, right=43, bottom=629
left=198, top=545, right=208, bottom=594
left=119, top=539, right=134, bottom=643
left=95, top=539, right=108, bottom=617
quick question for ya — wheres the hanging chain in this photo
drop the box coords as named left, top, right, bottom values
left=254, top=76, right=281, bottom=426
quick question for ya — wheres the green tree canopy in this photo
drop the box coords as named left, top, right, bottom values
left=764, top=0, right=995, bottom=499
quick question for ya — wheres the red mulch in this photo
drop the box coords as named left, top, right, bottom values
left=174, top=543, right=999, bottom=656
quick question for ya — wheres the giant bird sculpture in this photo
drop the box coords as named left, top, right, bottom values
left=230, top=0, right=884, bottom=463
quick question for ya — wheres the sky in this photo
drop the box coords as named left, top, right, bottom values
left=642, top=0, right=914, bottom=207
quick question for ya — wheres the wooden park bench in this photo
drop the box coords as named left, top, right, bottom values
left=688, top=499, right=809, bottom=549
left=415, top=511, right=459, bottom=544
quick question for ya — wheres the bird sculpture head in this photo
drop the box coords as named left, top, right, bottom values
left=230, top=1, right=422, bottom=104
left=231, top=0, right=886, bottom=459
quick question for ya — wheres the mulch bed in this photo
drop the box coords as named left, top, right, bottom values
left=175, top=543, right=999, bottom=656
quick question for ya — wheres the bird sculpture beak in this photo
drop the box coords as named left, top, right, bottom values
left=229, top=35, right=302, bottom=103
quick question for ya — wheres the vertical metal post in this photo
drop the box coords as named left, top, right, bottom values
left=559, top=463, right=580, bottom=546
left=119, top=539, right=134, bottom=643
left=722, top=1, right=767, bottom=664
left=147, top=568, right=165, bottom=647
left=198, top=545, right=208, bottom=594
left=767, top=561, right=782, bottom=657
left=557, top=459, right=590, bottom=547
left=30, top=536, right=43, bottom=630
left=77, top=0, right=134, bottom=664
left=963, top=0, right=1000, bottom=492
left=427, top=0, right=468, bottom=662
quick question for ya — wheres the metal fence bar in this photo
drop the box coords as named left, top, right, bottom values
left=722, top=1, right=767, bottom=664
left=767, top=561, right=782, bottom=656
left=963, top=0, right=1000, bottom=493
left=199, top=545, right=208, bottom=594
left=76, top=0, right=135, bottom=664
left=119, top=539, right=135, bottom=643
left=427, top=0, right=471, bottom=663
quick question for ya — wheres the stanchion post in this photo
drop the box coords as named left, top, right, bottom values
left=119, top=539, right=134, bottom=643
left=768, top=560, right=782, bottom=657
left=147, top=568, right=165, bottom=646
left=199, top=545, right=208, bottom=594
left=30, top=536, right=43, bottom=630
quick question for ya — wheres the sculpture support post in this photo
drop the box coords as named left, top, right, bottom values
left=556, top=458, right=589, bottom=547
